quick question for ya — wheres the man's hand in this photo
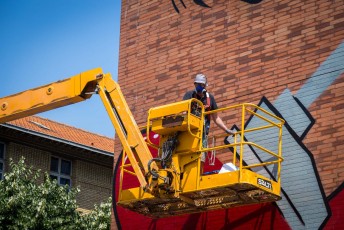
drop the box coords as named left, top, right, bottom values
left=226, top=129, right=234, bottom=135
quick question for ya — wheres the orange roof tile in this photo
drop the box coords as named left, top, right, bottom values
left=7, top=116, right=114, bottom=154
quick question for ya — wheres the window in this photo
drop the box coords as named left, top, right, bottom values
left=0, top=142, right=4, bottom=180
left=50, top=156, right=72, bottom=186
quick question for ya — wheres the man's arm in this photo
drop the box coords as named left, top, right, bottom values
left=211, top=113, right=234, bottom=135
left=209, top=94, right=233, bottom=135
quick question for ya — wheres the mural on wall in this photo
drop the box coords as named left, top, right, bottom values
left=170, top=0, right=263, bottom=13
left=112, top=41, right=344, bottom=229
left=171, top=0, right=209, bottom=13
left=229, top=41, right=344, bottom=229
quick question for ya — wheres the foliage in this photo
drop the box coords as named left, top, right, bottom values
left=80, top=197, right=112, bottom=230
left=0, top=157, right=112, bottom=230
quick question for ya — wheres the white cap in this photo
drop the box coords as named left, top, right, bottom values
left=194, top=73, right=207, bottom=86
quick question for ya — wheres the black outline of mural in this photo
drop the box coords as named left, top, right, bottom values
left=227, top=41, right=343, bottom=228
left=327, top=182, right=344, bottom=202
left=171, top=0, right=265, bottom=13
left=224, top=96, right=331, bottom=228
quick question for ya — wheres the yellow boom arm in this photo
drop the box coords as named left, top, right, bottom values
left=0, top=68, right=157, bottom=189
left=0, top=68, right=285, bottom=218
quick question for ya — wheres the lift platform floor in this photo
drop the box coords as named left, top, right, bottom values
left=117, top=170, right=280, bottom=218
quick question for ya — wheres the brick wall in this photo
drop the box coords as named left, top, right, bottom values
left=114, top=0, right=344, bottom=228
left=75, top=160, right=112, bottom=209
left=6, top=142, right=50, bottom=183
left=117, top=0, right=343, bottom=194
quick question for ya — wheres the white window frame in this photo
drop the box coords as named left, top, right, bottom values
left=50, top=156, right=72, bottom=187
left=0, top=142, right=5, bottom=180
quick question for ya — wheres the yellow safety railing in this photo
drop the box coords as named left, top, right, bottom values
left=203, top=103, right=284, bottom=185
left=118, top=102, right=284, bottom=202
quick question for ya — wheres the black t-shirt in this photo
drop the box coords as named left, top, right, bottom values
left=183, top=90, right=218, bottom=110
left=183, top=90, right=218, bottom=133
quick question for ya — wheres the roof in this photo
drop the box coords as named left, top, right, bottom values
left=2, top=116, right=114, bottom=156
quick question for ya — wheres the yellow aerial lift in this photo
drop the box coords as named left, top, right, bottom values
left=0, top=68, right=284, bottom=218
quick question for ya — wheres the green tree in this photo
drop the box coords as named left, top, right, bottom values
left=0, top=157, right=111, bottom=230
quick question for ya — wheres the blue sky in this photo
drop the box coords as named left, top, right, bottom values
left=0, top=0, right=121, bottom=138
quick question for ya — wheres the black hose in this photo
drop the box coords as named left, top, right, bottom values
left=148, top=158, right=161, bottom=180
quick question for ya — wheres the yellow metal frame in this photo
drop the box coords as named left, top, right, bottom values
left=117, top=102, right=285, bottom=218
left=145, top=98, right=204, bottom=147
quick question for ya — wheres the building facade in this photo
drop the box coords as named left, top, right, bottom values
left=113, top=0, right=344, bottom=229
left=0, top=115, right=114, bottom=210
